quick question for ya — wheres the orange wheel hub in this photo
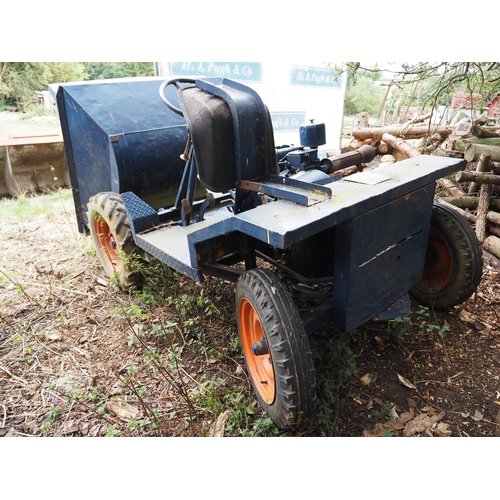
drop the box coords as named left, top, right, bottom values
left=419, top=226, right=453, bottom=292
left=239, top=298, right=275, bottom=404
left=93, top=216, right=122, bottom=273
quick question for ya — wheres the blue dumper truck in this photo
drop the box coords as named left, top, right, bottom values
left=56, top=76, right=482, bottom=429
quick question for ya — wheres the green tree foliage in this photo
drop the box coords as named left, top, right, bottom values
left=0, top=62, right=87, bottom=104
left=0, top=62, right=156, bottom=107
left=327, top=64, right=385, bottom=116
left=345, top=65, right=381, bottom=90
left=344, top=75, right=385, bottom=116
left=83, top=62, right=155, bottom=80
left=342, top=62, right=500, bottom=112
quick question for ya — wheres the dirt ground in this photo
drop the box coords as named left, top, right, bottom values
left=1, top=110, right=500, bottom=437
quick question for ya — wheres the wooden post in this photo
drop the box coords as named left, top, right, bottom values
left=476, top=154, right=491, bottom=243
left=476, top=165, right=492, bottom=243
left=355, top=112, right=370, bottom=128
left=469, top=152, right=494, bottom=194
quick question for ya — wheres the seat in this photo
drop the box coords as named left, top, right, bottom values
left=178, top=78, right=278, bottom=194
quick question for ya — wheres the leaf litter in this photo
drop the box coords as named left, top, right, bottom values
left=1, top=189, right=500, bottom=436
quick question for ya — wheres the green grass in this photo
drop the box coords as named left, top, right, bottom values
left=0, top=188, right=74, bottom=224
left=0, top=108, right=62, bottom=136
left=20, top=104, right=55, bottom=119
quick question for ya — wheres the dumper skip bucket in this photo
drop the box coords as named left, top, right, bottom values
left=56, top=78, right=190, bottom=233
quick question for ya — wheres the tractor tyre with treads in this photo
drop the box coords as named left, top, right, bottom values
left=235, top=268, right=317, bottom=430
left=410, top=203, right=483, bottom=309
left=87, top=192, right=143, bottom=291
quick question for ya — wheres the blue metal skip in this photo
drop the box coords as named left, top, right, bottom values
left=56, top=78, right=190, bottom=232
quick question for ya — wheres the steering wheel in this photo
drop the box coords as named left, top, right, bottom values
left=159, top=78, right=196, bottom=116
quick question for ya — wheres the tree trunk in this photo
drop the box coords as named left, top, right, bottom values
left=456, top=137, right=500, bottom=150
left=489, top=224, right=500, bottom=238
left=483, top=235, right=500, bottom=259
left=471, top=124, right=500, bottom=138
left=377, top=140, right=390, bottom=154
left=487, top=211, right=500, bottom=226
left=437, top=178, right=466, bottom=198
left=483, top=249, right=500, bottom=269
left=490, top=162, right=500, bottom=174
left=435, top=199, right=477, bottom=224
left=381, top=133, right=420, bottom=158
left=435, top=199, right=500, bottom=264
left=464, top=143, right=500, bottom=162
left=349, top=138, right=373, bottom=149
left=439, top=196, right=500, bottom=210
left=424, top=133, right=443, bottom=153
left=352, top=124, right=455, bottom=141
left=455, top=170, right=500, bottom=185
left=408, top=112, right=432, bottom=124
left=356, top=112, right=370, bottom=128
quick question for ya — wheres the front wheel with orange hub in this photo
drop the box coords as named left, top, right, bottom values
left=87, top=192, right=143, bottom=291
left=235, top=269, right=316, bottom=430
left=410, top=203, right=482, bottom=309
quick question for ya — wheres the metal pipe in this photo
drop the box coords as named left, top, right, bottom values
left=320, top=144, right=376, bottom=173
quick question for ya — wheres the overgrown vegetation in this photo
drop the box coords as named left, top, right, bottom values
left=2, top=189, right=495, bottom=437
left=0, top=62, right=155, bottom=109
left=342, top=67, right=385, bottom=116
left=383, top=62, right=500, bottom=109
left=0, top=62, right=87, bottom=107
left=331, top=62, right=500, bottom=120
left=82, top=62, right=155, bottom=81
left=0, top=188, right=381, bottom=436
left=0, top=190, right=283, bottom=436
left=310, top=332, right=360, bottom=435
left=387, top=305, right=451, bottom=341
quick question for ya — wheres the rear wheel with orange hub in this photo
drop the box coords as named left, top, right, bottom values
left=410, top=203, right=482, bottom=308
left=87, top=192, right=143, bottom=291
left=235, top=268, right=316, bottom=430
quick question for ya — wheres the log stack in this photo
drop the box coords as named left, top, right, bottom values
left=346, top=112, right=500, bottom=266
left=446, top=153, right=500, bottom=264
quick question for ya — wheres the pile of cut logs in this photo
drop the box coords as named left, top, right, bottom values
left=348, top=112, right=500, bottom=267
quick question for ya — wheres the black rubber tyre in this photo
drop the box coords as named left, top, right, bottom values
left=235, top=268, right=317, bottom=430
left=87, top=192, right=143, bottom=291
left=410, top=203, right=483, bottom=308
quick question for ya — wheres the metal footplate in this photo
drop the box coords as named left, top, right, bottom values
left=121, top=191, right=159, bottom=237
left=122, top=190, right=235, bottom=282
